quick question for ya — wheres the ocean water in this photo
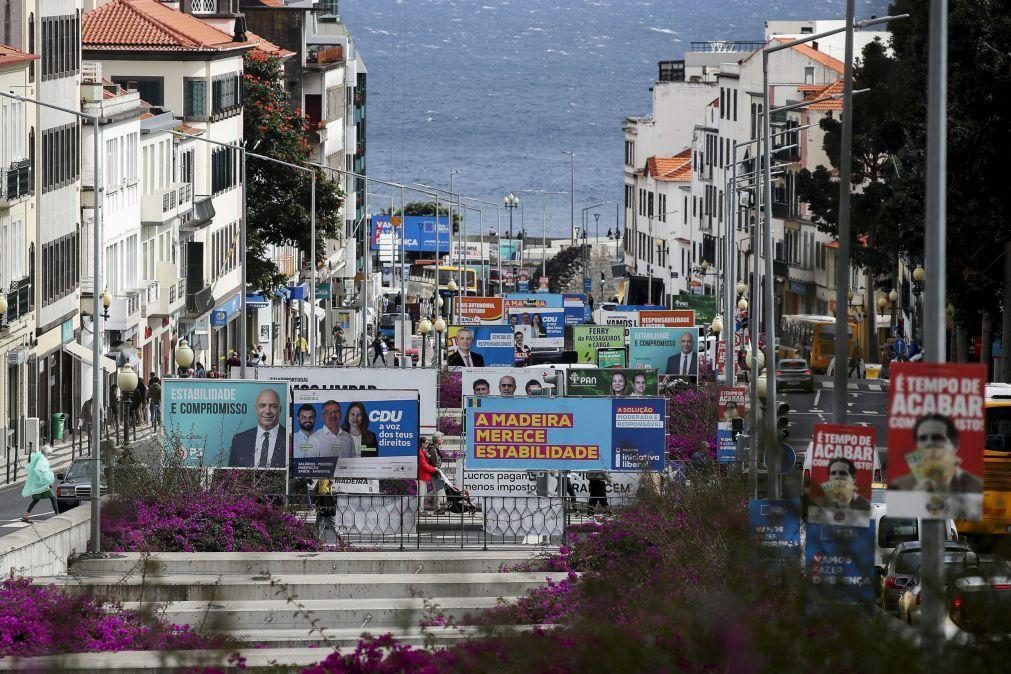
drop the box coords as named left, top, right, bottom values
left=341, top=0, right=888, bottom=237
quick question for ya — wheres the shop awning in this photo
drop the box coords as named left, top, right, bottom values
left=63, top=341, right=117, bottom=374
left=299, top=302, right=327, bottom=321
left=246, top=293, right=270, bottom=309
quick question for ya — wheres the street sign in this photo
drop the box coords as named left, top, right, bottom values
left=583, top=278, right=592, bottom=293
left=892, top=337, right=906, bottom=356
left=762, top=443, right=796, bottom=475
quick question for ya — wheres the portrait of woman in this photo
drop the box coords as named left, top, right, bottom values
left=342, top=401, right=379, bottom=457
left=532, top=313, right=547, bottom=337
left=610, top=372, right=628, bottom=396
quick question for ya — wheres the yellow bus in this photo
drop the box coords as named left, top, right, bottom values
left=957, top=383, right=1011, bottom=540
left=779, top=314, right=858, bottom=374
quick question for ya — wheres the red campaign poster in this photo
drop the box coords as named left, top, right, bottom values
left=886, top=362, right=986, bottom=520
left=807, top=424, right=875, bottom=527
left=717, top=386, right=749, bottom=423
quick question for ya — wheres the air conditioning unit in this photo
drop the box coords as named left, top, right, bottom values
left=186, top=287, right=215, bottom=314
left=24, top=417, right=41, bottom=450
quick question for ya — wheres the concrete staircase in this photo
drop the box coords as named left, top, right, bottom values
left=17, top=550, right=562, bottom=670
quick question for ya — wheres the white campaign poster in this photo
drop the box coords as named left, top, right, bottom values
left=237, top=366, right=439, bottom=434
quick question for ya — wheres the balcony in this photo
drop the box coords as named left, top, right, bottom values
left=184, top=286, right=215, bottom=319
left=105, top=290, right=145, bottom=332
left=306, top=44, right=345, bottom=69
left=147, top=263, right=186, bottom=318
left=180, top=195, right=215, bottom=231
left=772, top=202, right=793, bottom=220
left=142, top=182, right=193, bottom=226
left=1, top=160, right=33, bottom=206
left=1, top=276, right=32, bottom=327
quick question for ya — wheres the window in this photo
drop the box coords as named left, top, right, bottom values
left=39, top=229, right=79, bottom=304
left=211, top=73, right=241, bottom=118
left=325, top=86, right=344, bottom=123
left=211, top=146, right=237, bottom=194
left=804, top=66, right=815, bottom=85
left=0, top=219, right=25, bottom=288
left=40, top=14, right=80, bottom=81
left=40, top=122, right=79, bottom=193
left=720, top=88, right=725, bottom=119
left=733, top=89, right=738, bottom=121
left=624, top=184, right=633, bottom=210
left=112, top=76, right=164, bottom=106
left=184, top=78, right=207, bottom=120
left=624, top=140, right=635, bottom=166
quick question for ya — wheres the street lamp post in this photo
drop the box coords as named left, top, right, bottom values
left=175, top=339, right=195, bottom=378
left=562, top=151, right=575, bottom=244
left=504, top=193, right=520, bottom=291
left=117, top=364, right=138, bottom=447
left=434, top=317, right=447, bottom=370
left=419, top=318, right=432, bottom=368
left=911, top=264, right=925, bottom=345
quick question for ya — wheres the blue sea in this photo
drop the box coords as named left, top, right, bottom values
left=341, top=0, right=888, bottom=236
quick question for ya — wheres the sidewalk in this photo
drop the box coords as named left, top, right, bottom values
left=0, top=423, right=159, bottom=495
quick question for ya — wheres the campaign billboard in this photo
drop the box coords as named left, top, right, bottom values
left=369, top=215, right=450, bottom=253
left=290, top=389, right=419, bottom=479
left=506, top=307, right=564, bottom=347
left=464, top=396, right=665, bottom=472
left=886, top=362, right=986, bottom=519
left=806, top=523, right=876, bottom=609
left=717, top=425, right=736, bottom=463
left=629, top=327, right=701, bottom=379
left=463, top=469, right=643, bottom=498
left=461, top=367, right=552, bottom=398
left=718, top=386, right=750, bottom=423
left=236, top=366, right=439, bottom=435
left=459, top=296, right=504, bottom=325
left=446, top=326, right=514, bottom=367
left=638, top=310, right=696, bottom=328
left=564, top=368, right=659, bottom=397
left=596, top=348, right=626, bottom=368
left=807, top=424, right=875, bottom=527
left=749, top=499, right=802, bottom=563
left=672, top=294, right=717, bottom=324
left=571, top=325, right=625, bottom=364
left=505, top=293, right=587, bottom=326
left=163, top=379, right=289, bottom=469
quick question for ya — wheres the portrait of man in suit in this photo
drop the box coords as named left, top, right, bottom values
left=228, top=388, right=287, bottom=468
left=307, top=400, right=357, bottom=459
left=665, top=330, right=698, bottom=377
left=447, top=328, right=485, bottom=367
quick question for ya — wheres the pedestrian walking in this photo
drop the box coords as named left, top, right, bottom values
left=297, top=335, right=309, bottom=366
left=22, top=445, right=58, bottom=522
left=148, top=375, right=162, bottom=429
left=417, top=441, right=444, bottom=512
left=226, top=350, right=242, bottom=371
left=587, top=470, right=610, bottom=513
left=314, top=479, right=340, bottom=544
left=80, top=398, right=93, bottom=439
left=134, top=377, right=148, bottom=425
left=371, top=333, right=386, bottom=366
left=194, top=362, right=207, bottom=378
left=284, top=337, right=294, bottom=365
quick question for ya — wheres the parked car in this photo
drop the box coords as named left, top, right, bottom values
left=54, top=457, right=108, bottom=512
left=776, top=358, right=814, bottom=392
left=946, top=555, right=1011, bottom=641
left=879, top=540, right=972, bottom=613
left=897, top=553, right=1003, bottom=625
left=873, top=510, right=959, bottom=572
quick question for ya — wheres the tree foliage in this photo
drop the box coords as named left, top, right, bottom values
left=242, top=51, right=344, bottom=292
left=386, top=201, right=461, bottom=226
left=796, top=0, right=1011, bottom=325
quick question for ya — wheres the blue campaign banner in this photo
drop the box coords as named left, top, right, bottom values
left=563, top=293, right=588, bottom=325
left=290, top=389, right=419, bottom=479
left=806, top=523, right=876, bottom=608
left=629, top=327, right=701, bottom=377
left=447, top=325, right=515, bottom=366
left=370, top=215, right=450, bottom=253
left=465, top=396, right=666, bottom=472
left=507, top=308, right=565, bottom=347
left=505, top=293, right=587, bottom=325
left=749, top=499, right=802, bottom=562
left=717, top=425, right=736, bottom=463
left=163, top=379, right=290, bottom=469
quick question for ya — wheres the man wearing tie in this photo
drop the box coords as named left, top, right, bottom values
left=447, top=328, right=485, bottom=367
left=228, top=388, right=287, bottom=468
left=665, top=330, right=698, bottom=378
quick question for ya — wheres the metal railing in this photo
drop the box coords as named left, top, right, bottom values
left=297, top=493, right=638, bottom=550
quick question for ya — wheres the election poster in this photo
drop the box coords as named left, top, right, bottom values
left=446, top=325, right=514, bottom=367
left=506, top=307, right=565, bottom=347
left=595, top=309, right=638, bottom=334
left=749, top=499, right=802, bottom=563
left=459, top=296, right=504, bottom=325
left=718, top=386, right=750, bottom=422
left=564, top=368, right=659, bottom=397
left=717, top=425, right=736, bottom=463
left=596, top=347, right=626, bottom=368
left=672, top=294, right=717, bottom=324
left=807, top=424, right=875, bottom=527
left=290, top=389, right=419, bottom=479
left=629, top=327, right=701, bottom=380
left=236, top=366, right=439, bottom=435
left=571, top=325, right=625, bottom=364
left=163, top=379, right=289, bottom=469
left=370, top=214, right=450, bottom=253
left=886, top=362, right=986, bottom=520
left=806, top=523, right=876, bottom=609
left=464, top=396, right=666, bottom=472
left=638, top=310, right=695, bottom=328
left=461, top=367, right=552, bottom=398
left=463, top=469, right=642, bottom=498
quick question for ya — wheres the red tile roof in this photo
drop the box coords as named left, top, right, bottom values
left=644, top=149, right=692, bottom=183
left=0, top=44, right=39, bottom=67
left=804, top=79, right=844, bottom=110
left=825, top=234, right=868, bottom=250
left=83, top=0, right=255, bottom=53
left=709, top=97, right=720, bottom=107
left=776, top=38, right=845, bottom=74
left=246, top=29, right=295, bottom=59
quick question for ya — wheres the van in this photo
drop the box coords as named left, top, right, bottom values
left=871, top=485, right=959, bottom=570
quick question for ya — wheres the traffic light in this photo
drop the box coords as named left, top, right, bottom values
left=776, top=402, right=791, bottom=441
left=452, top=219, right=460, bottom=234
left=600, top=272, right=606, bottom=287
left=740, top=310, right=749, bottom=331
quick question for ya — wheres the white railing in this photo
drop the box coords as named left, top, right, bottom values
left=191, top=0, right=216, bottom=13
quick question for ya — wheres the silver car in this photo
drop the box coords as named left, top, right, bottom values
left=777, top=358, right=814, bottom=392
left=879, top=540, right=972, bottom=613
left=54, top=457, right=108, bottom=511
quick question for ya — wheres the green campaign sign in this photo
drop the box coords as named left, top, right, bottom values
left=596, top=347, right=626, bottom=368
left=673, top=294, right=716, bottom=325
left=571, top=325, right=625, bottom=364
left=315, top=283, right=333, bottom=300
left=566, top=368, right=659, bottom=397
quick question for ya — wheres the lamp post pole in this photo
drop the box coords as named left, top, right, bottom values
left=562, top=151, right=575, bottom=244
